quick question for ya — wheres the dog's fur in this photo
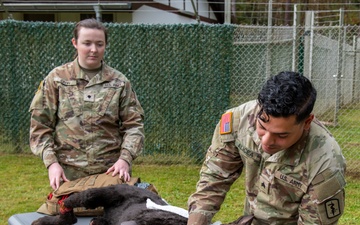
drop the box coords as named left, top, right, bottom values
left=31, top=184, right=252, bottom=225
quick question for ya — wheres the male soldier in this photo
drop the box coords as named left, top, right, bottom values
left=187, top=71, right=346, bottom=225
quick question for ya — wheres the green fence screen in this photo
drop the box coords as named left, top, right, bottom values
left=0, top=20, right=235, bottom=164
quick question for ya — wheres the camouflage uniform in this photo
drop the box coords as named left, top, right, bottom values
left=188, top=100, right=346, bottom=225
left=29, top=59, right=144, bottom=180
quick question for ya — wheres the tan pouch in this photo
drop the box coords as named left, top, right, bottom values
left=37, top=173, right=140, bottom=216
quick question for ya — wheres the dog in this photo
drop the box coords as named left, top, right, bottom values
left=31, top=183, right=252, bottom=225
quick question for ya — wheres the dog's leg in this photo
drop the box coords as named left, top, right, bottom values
left=31, top=211, right=77, bottom=225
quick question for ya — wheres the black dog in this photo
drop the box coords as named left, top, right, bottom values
left=31, top=184, right=252, bottom=225
left=31, top=183, right=188, bottom=225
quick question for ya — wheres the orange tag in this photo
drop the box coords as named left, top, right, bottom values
left=220, top=112, right=232, bottom=134
left=35, top=80, right=43, bottom=94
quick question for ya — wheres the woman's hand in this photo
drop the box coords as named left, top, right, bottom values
left=106, top=158, right=131, bottom=182
left=48, top=162, right=69, bottom=190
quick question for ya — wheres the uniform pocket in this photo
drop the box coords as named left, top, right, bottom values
left=87, top=80, right=125, bottom=120
left=57, top=80, right=82, bottom=120
left=94, top=88, right=117, bottom=117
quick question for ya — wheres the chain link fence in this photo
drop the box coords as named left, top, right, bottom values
left=232, top=24, right=360, bottom=175
left=0, top=20, right=359, bottom=174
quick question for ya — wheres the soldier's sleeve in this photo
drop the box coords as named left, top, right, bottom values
left=118, top=80, right=145, bottom=165
left=29, top=75, right=59, bottom=168
left=187, top=112, right=244, bottom=225
left=298, top=168, right=346, bottom=224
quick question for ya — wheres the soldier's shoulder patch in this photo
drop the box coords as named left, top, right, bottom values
left=220, top=112, right=232, bottom=134
left=325, top=198, right=341, bottom=219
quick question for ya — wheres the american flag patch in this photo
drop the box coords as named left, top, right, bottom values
left=220, top=112, right=232, bottom=134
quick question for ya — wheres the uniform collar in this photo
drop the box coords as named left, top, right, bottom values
left=72, top=58, right=115, bottom=85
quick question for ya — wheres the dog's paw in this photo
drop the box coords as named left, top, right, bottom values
left=31, top=216, right=60, bottom=225
left=90, top=217, right=110, bottom=225
left=31, top=218, right=43, bottom=225
left=31, top=213, right=77, bottom=225
left=31, top=216, right=59, bottom=225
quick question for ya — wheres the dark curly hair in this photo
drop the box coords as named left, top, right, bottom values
left=257, top=71, right=317, bottom=124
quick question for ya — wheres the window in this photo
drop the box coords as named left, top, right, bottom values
left=24, top=14, right=55, bottom=22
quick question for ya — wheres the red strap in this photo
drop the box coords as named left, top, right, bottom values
left=47, top=192, right=53, bottom=200
left=58, top=195, right=73, bottom=214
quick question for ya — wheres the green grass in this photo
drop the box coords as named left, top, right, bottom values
left=0, top=154, right=359, bottom=224
left=325, top=108, right=360, bottom=173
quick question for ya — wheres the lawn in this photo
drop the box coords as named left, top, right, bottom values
left=0, top=153, right=359, bottom=225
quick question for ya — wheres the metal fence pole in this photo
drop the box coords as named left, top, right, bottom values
left=292, top=4, right=297, bottom=71
left=352, top=35, right=358, bottom=102
left=309, top=11, right=314, bottom=80
left=334, top=8, right=345, bottom=126
left=304, top=11, right=314, bottom=79
left=266, top=0, right=273, bottom=78
left=224, top=0, right=231, bottom=24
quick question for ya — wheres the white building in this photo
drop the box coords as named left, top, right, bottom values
left=0, top=0, right=224, bottom=23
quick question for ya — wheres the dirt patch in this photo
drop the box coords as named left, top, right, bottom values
left=346, top=170, right=360, bottom=180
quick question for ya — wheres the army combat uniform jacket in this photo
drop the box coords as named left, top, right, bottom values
left=29, top=59, right=144, bottom=176
left=188, top=100, right=346, bottom=225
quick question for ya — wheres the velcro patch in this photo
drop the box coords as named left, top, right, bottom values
left=84, top=93, right=95, bottom=102
left=259, top=175, right=270, bottom=194
left=312, top=170, right=345, bottom=224
left=220, top=112, right=232, bottom=134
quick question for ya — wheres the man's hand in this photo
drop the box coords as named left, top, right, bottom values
left=48, top=162, right=69, bottom=190
left=106, top=158, right=131, bottom=182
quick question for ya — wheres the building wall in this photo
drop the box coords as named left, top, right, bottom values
left=2, top=12, right=23, bottom=20
left=132, top=5, right=199, bottom=24
left=57, top=13, right=79, bottom=22
left=0, top=0, right=215, bottom=23
left=1, top=11, right=133, bottom=23
left=113, top=12, right=132, bottom=23
left=153, top=0, right=216, bottom=21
